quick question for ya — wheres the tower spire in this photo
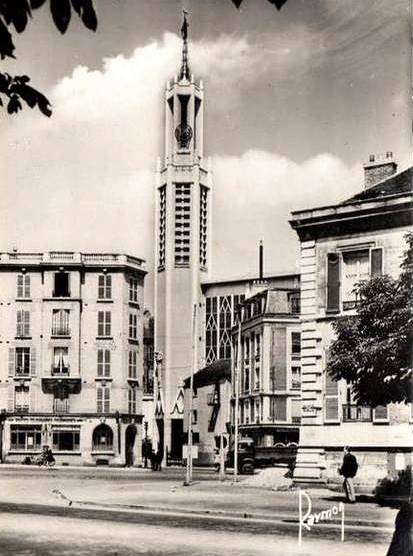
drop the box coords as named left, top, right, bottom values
left=179, top=10, right=190, bottom=81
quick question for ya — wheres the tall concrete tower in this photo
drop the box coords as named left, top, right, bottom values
left=154, top=13, right=212, bottom=460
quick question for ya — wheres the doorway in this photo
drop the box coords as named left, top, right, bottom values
left=170, top=419, right=183, bottom=462
left=125, top=425, right=137, bottom=467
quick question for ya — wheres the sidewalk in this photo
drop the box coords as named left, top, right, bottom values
left=0, top=464, right=397, bottom=528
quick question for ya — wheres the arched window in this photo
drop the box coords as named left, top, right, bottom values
left=92, top=424, right=113, bottom=452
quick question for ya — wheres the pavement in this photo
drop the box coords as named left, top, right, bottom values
left=0, top=464, right=401, bottom=555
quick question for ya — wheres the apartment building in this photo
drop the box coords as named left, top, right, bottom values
left=0, top=251, right=146, bottom=466
left=232, top=288, right=301, bottom=448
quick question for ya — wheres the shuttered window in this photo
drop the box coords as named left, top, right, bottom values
left=324, top=349, right=340, bottom=422
left=97, top=386, right=110, bottom=413
left=97, top=349, right=111, bottom=377
left=370, top=248, right=383, bottom=278
left=16, top=310, right=30, bottom=337
left=17, top=274, right=31, bottom=298
left=98, top=274, right=112, bottom=299
left=326, top=253, right=340, bottom=312
left=97, top=311, right=111, bottom=337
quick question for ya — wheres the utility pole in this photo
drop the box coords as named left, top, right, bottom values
left=185, top=304, right=196, bottom=486
left=234, top=320, right=241, bottom=482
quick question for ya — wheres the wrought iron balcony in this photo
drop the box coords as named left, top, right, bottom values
left=342, top=404, right=372, bottom=422
left=15, top=404, right=29, bottom=414
left=51, top=327, right=71, bottom=337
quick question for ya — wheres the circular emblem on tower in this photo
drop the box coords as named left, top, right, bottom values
left=175, top=123, right=193, bottom=150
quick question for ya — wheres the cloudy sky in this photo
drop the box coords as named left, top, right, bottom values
left=1, top=0, right=411, bottom=307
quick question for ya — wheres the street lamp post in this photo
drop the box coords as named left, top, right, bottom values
left=144, top=421, right=148, bottom=468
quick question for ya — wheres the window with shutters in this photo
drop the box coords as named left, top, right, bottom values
left=128, top=350, right=138, bottom=378
left=342, top=250, right=369, bottom=309
left=129, top=313, right=138, bottom=340
left=52, top=309, right=70, bottom=336
left=129, top=277, right=139, bottom=303
left=326, top=247, right=383, bottom=312
left=128, top=388, right=137, bottom=414
left=324, top=350, right=340, bottom=422
left=97, top=349, right=111, bottom=377
left=98, top=274, right=112, bottom=300
left=15, top=385, right=30, bottom=413
left=15, top=347, right=30, bottom=376
left=10, top=425, right=42, bottom=450
left=17, top=274, right=31, bottom=298
left=97, top=311, right=111, bottom=337
left=97, top=386, right=110, bottom=413
left=16, top=310, right=30, bottom=337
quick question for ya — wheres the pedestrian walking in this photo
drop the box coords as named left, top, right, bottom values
left=338, top=446, right=358, bottom=503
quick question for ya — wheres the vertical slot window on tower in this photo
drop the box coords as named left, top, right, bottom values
left=199, top=186, right=208, bottom=268
left=158, top=186, right=166, bottom=269
left=174, top=183, right=191, bottom=266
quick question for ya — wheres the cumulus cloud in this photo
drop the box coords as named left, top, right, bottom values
left=0, top=32, right=363, bottom=305
left=210, top=150, right=361, bottom=279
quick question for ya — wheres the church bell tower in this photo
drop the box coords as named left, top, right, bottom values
left=154, top=12, right=212, bottom=459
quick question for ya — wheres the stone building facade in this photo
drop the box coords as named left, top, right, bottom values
left=232, top=288, right=301, bottom=448
left=289, top=158, right=413, bottom=487
left=0, top=251, right=146, bottom=466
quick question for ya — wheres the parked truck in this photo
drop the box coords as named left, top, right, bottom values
left=224, top=437, right=297, bottom=474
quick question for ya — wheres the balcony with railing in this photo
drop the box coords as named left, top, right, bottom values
left=342, top=404, right=372, bottom=422
left=15, top=404, right=30, bottom=414
left=51, top=327, right=71, bottom=337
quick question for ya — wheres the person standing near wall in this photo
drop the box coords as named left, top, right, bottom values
left=339, top=446, right=358, bottom=503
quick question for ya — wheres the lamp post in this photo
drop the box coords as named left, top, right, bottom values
left=144, top=420, right=148, bottom=468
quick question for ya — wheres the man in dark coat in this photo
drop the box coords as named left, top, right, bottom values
left=339, top=446, right=358, bottom=503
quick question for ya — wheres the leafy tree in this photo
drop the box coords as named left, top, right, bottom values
left=327, top=232, right=413, bottom=407
left=0, top=0, right=97, bottom=117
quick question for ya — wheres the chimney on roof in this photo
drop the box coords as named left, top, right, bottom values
left=259, top=240, right=264, bottom=280
left=363, top=152, right=397, bottom=189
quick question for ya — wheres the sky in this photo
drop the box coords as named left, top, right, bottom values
left=1, top=0, right=411, bottom=309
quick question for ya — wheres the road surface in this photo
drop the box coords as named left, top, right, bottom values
left=0, top=466, right=397, bottom=555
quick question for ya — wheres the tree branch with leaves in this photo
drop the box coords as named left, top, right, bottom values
left=0, top=0, right=97, bottom=117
